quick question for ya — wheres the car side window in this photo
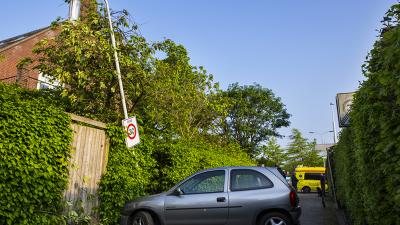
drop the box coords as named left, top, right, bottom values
left=179, top=170, right=225, bottom=194
left=230, top=169, right=273, bottom=191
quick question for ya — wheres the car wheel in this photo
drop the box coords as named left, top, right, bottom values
left=259, top=212, right=292, bottom=225
left=131, top=211, right=155, bottom=225
left=302, top=186, right=311, bottom=193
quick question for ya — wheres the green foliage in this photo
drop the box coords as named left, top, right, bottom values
left=257, top=137, right=287, bottom=166
left=140, top=40, right=220, bottom=139
left=217, top=83, right=290, bottom=158
left=0, top=83, right=72, bottom=224
left=334, top=4, right=400, bottom=224
left=285, top=129, right=323, bottom=172
left=22, top=4, right=284, bottom=225
left=33, top=5, right=140, bottom=122
left=98, top=126, right=157, bottom=225
left=63, top=200, right=92, bottom=225
left=31, top=5, right=221, bottom=141
left=153, top=138, right=255, bottom=192
left=333, top=129, right=365, bottom=224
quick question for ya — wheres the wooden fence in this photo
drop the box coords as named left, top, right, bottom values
left=63, top=113, right=109, bottom=216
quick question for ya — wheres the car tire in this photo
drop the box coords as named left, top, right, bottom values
left=258, top=212, right=292, bottom=225
left=131, top=211, right=155, bottom=225
left=302, top=186, right=311, bottom=193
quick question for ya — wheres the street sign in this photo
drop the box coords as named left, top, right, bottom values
left=336, top=92, right=355, bottom=127
left=122, top=117, right=140, bottom=148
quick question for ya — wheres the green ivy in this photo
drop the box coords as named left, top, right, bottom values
left=98, top=126, right=157, bottom=225
left=0, top=83, right=72, bottom=224
left=334, top=4, right=400, bottom=225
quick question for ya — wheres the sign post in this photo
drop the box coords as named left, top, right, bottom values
left=104, top=0, right=141, bottom=147
left=122, top=117, right=140, bottom=148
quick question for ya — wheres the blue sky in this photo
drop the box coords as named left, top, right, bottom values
left=0, top=0, right=396, bottom=146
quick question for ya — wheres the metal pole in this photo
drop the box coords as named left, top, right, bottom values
left=330, top=103, right=337, bottom=144
left=326, top=148, right=338, bottom=208
left=328, top=103, right=339, bottom=208
left=104, top=0, right=128, bottom=119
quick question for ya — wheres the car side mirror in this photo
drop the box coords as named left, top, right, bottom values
left=173, top=188, right=184, bottom=196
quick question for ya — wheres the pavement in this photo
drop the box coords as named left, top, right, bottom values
left=298, top=193, right=343, bottom=225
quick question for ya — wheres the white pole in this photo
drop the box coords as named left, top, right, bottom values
left=69, top=0, right=81, bottom=21
left=104, top=0, right=129, bottom=119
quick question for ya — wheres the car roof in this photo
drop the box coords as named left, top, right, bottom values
left=167, top=166, right=289, bottom=193
left=198, top=166, right=273, bottom=172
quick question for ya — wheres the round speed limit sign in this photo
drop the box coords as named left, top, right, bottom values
left=122, top=117, right=140, bottom=147
left=127, top=123, right=137, bottom=140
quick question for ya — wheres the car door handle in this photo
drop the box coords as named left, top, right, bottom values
left=216, top=197, right=226, bottom=202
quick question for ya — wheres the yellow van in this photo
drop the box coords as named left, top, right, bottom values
left=295, top=167, right=328, bottom=193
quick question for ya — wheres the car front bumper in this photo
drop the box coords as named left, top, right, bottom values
left=120, top=214, right=130, bottom=225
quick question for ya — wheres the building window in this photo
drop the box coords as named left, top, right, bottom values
left=36, top=73, right=60, bottom=90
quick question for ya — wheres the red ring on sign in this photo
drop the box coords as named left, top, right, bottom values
left=127, top=123, right=137, bottom=140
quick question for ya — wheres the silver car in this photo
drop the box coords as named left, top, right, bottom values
left=120, top=166, right=301, bottom=225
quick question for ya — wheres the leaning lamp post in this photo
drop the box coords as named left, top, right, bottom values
left=69, top=0, right=139, bottom=147
left=104, top=0, right=128, bottom=120
left=104, top=0, right=140, bottom=148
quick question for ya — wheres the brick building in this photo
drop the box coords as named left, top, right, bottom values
left=0, top=27, right=59, bottom=89
left=0, top=0, right=94, bottom=89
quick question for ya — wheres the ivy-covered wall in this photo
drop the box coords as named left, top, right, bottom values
left=333, top=4, right=400, bottom=225
left=0, top=83, right=72, bottom=224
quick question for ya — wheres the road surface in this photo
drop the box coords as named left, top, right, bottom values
left=298, top=193, right=340, bottom=225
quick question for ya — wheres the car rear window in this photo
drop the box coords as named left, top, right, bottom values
left=230, top=169, right=273, bottom=191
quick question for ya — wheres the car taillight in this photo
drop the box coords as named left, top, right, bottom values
left=290, top=191, right=297, bottom=208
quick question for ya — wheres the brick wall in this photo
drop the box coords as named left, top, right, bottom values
left=0, top=28, right=58, bottom=89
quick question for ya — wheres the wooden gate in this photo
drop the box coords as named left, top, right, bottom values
left=64, top=113, right=109, bottom=215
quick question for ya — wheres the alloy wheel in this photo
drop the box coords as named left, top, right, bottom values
left=133, top=217, right=145, bottom=225
left=265, top=217, right=287, bottom=225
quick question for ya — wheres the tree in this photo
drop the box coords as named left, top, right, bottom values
left=302, top=139, right=324, bottom=167
left=139, top=40, right=220, bottom=139
left=218, top=83, right=290, bottom=158
left=257, top=137, right=287, bottom=167
left=27, top=2, right=221, bottom=140
left=30, top=4, right=150, bottom=123
left=285, top=129, right=323, bottom=172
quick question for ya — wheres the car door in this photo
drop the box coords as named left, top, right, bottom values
left=305, top=173, right=321, bottom=190
left=227, top=169, right=276, bottom=225
left=164, top=170, right=229, bottom=225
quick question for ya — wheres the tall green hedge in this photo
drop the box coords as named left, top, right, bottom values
left=334, top=4, right=400, bottom=225
left=333, top=129, right=366, bottom=224
left=0, top=84, right=72, bottom=224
